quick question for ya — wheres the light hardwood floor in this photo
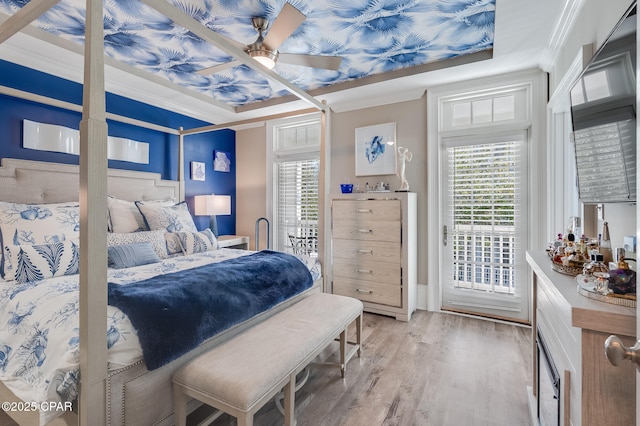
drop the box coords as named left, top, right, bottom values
left=0, top=311, right=532, bottom=426
left=194, top=310, right=533, bottom=426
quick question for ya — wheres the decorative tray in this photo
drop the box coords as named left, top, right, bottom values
left=576, top=275, right=637, bottom=308
left=550, top=261, right=582, bottom=276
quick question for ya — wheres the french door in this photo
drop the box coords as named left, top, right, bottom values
left=440, top=131, right=529, bottom=322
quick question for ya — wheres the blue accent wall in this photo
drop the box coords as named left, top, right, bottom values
left=183, top=129, right=236, bottom=234
left=0, top=60, right=236, bottom=235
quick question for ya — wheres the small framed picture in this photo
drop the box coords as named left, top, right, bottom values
left=190, top=161, right=206, bottom=181
left=355, top=122, right=397, bottom=176
left=214, top=151, right=231, bottom=172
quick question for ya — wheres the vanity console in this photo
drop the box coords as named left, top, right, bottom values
left=527, top=251, right=635, bottom=426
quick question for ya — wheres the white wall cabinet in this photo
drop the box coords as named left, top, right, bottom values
left=330, top=192, right=417, bottom=321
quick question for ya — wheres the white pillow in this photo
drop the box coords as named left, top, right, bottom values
left=4, top=240, right=80, bottom=283
left=136, top=201, right=197, bottom=233
left=108, top=197, right=174, bottom=233
left=107, top=230, right=168, bottom=259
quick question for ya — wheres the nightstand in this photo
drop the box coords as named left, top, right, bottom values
left=217, top=235, right=250, bottom=250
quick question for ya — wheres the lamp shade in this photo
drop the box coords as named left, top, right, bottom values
left=248, top=49, right=277, bottom=69
left=194, top=194, right=231, bottom=216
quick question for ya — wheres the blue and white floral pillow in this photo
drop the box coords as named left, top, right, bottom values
left=164, top=233, right=184, bottom=256
left=108, top=196, right=175, bottom=233
left=0, top=201, right=80, bottom=278
left=107, top=230, right=168, bottom=259
left=135, top=201, right=197, bottom=233
left=174, top=229, right=218, bottom=255
left=4, top=240, right=80, bottom=283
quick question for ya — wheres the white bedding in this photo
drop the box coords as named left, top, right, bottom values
left=0, top=248, right=320, bottom=425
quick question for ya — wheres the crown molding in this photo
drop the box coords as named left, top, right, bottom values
left=539, top=0, right=586, bottom=72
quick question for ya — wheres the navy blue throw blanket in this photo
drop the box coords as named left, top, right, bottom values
left=107, top=250, right=313, bottom=370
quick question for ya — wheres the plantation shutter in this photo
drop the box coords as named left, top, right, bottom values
left=276, top=157, right=319, bottom=255
left=445, top=134, right=525, bottom=295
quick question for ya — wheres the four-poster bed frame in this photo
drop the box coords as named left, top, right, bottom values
left=0, top=0, right=329, bottom=424
left=0, top=157, right=325, bottom=425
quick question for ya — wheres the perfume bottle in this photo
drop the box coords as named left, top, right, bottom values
left=608, top=253, right=636, bottom=295
left=583, top=254, right=609, bottom=276
left=600, top=222, right=613, bottom=263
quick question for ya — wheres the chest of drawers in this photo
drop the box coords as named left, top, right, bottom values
left=330, top=192, right=416, bottom=321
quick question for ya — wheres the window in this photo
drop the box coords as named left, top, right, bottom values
left=270, top=116, right=321, bottom=256
left=443, top=88, right=526, bottom=129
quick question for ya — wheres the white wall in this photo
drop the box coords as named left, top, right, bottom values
left=235, top=125, right=268, bottom=250
left=549, top=0, right=633, bottom=95
left=329, top=98, right=429, bottom=308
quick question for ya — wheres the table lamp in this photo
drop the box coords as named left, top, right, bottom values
left=194, top=194, right=231, bottom=237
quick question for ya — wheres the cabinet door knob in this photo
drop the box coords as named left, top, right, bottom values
left=356, top=208, right=372, bottom=214
left=357, top=249, right=373, bottom=255
left=356, top=288, right=373, bottom=294
left=604, top=335, right=640, bottom=371
left=357, top=229, right=373, bottom=234
left=357, top=269, right=373, bottom=274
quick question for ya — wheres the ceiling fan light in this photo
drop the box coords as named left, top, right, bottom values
left=248, top=48, right=278, bottom=69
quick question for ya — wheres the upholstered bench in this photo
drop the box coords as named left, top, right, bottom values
left=172, top=292, right=364, bottom=426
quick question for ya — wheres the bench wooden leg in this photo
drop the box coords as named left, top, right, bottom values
left=284, top=374, right=295, bottom=426
left=172, top=384, right=187, bottom=426
left=238, top=413, right=253, bottom=426
left=339, top=329, right=347, bottom=378
left=356, top=312, right=363, bottom=358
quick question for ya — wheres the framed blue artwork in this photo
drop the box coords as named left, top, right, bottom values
left=214, top=150, right=231, bottom=172
left=191, top=161, right=206, bottom=181
left=355, top=122, right=397, bottom=176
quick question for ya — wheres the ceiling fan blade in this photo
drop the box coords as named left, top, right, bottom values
left=278, top=53, right=342, bottom=70
left=262, top=3, right=306, bottom=51
left=195, top=60, right=242, bottom=76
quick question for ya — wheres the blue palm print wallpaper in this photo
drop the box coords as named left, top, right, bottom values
left=0, top=0, right=495, bottom=107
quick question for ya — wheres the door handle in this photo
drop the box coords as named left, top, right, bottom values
left=604, top=335, right=640, bottom=371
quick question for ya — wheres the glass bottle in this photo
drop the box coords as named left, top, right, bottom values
left=608, top=254, right=636, bottom=295
left=583, top=254, right=609, bottom=276
left=600, top=222, right=613, bottom=263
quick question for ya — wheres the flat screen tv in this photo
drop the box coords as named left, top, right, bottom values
left=570, top=3, right=637, bottom=204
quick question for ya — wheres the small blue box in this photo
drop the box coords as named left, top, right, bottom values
left=340, top=184, right=353, bottom=194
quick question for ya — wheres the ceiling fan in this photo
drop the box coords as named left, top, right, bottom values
left=196, top=3, right=342, bottom=76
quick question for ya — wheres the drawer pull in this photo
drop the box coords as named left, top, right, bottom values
left=357, top=269, right=373, bottom=274
left=356, top=208, right=373, bottom=214
left=356, top=288, right=373, bottom=294
left=357, top=229, right=373, bottom=234
left=357, top=249, right=374, bottom=255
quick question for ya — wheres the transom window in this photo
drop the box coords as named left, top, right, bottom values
left=442, top=88, right=527, bottom=130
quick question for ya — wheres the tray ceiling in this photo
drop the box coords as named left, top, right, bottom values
left=0, top=0, right=496, bottom=119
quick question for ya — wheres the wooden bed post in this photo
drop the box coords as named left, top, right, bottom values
left=178, top=127, right=185, bottom=201
left=78, top=0, right=108, bottom=422
left=320, top=103, right=330, bottom=293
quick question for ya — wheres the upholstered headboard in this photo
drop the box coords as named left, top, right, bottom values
left=0, top=158, right=181, bottom=204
